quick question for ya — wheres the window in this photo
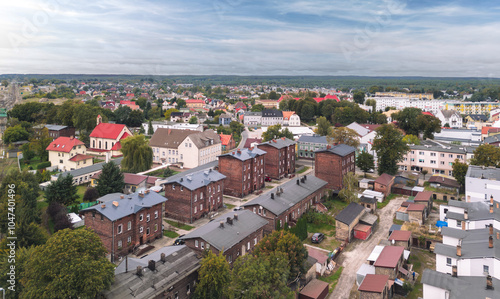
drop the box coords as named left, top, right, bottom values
left=446, top=257, right=452, bottom=266
left=431, top=160, right=436, bottom=164
left=200, top=192, right=203, bottom=199
left=449, top=154, right=453, bottom=158
left=254, top=237, right=257, bottom=245
left=218, top=185, right=220, bottom=192
left=139, top=226, right=143, bottom=233
left=201, top=242, right=204, bottom=249
left=154, top=224, right=158, bottom=232
left=200, top=204, right=203, bottom=210
left=194, top=206, right=197, bottom=213
left=139, top=214, right=143, bottom=221
left=147, top=214, right=150, bottom=222
left=118, top=240, right=122, bottom=248
left=194, top=194, right=197, bottom=202
left=484, top=265, right=489, bottom=274
left=127, top=221, right=131, bottom=230
left=441, top=153, right=445, bottom=157
left=419, top=159, right=424, bottom=163
left=117, top=224, right=123, bottom=234
left=419, top=151, right=424, bottom=155
left=172, top=184, right=175, bottom=190
left=155, top=211, right=158, bottom=219
left=127, top=236, right=131, bottom=243
left=146, top=227, right=150, bottom=235
left=457, top=220, right=462, bottom=227
left=206, top=243, right=210, bottom=249
left=195, top=240, right=198, bottom=247
left=247, top=242, right=250, bottom=251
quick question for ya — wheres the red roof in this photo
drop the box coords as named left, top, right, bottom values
left=307, top=246, right=329, bottom=265
left=282, top=111, right=295, bottom=120
left=374, top=173, right=394, bottom=186
left=388, top=230, right=411, bottom=241
left=407, top=203, right=426, bottom=212
left=374, top=246, right=404, bottom=268
left=358, top=274, right=389, bottom=293
left=219, top=134, right=232, bottom=146
left=123, top=173, right=148, bottom=185
left=90, top=123, right=126, bottom=139
left=482, top=126, right=492, bottom=134
left=46, top=137, right=84, bottom=153
left=354, top=223, right=372, bottom=233
left=422, top=111, right=434, bottom=117
left=186, top=99, right=204, bottom=104
left=68, top=154, right=93, bottom=162
left=414, top=191, right=432, bottom=202
left=120, top=132, right=131, bottom=140
left=79, top=90, right=86, bottom=95
left=324, top=94, right=340, bottom=102
left=313, top=97, right=325, bottom=103
left=111, top=141, right=122, bottom=151
left=299, top=279, right=329, bottom=298
left=126, top=93, right=134, bottom=97
left=361, top=124, right=382, bottom=132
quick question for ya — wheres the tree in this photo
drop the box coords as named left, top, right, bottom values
left=83, top=187, right=100, bottom=202
left=193, top=251, right=231, bottom=299
left=416, top=114, right=441, bottom=139
left=452, top=159, right=468, bottom=190
left=21, top=228, right=115, bottom=299
left=177, top=99, right=186, bottom=108
left=127, top=109, right=144, bottom=127
left=3, top=124, right=29, bottom=144
left=229, top=252, right=294, bottom=299
left=353, top=90, right=365, bottom=104
left=189, top=116, right=198, bottom=124
left=163, top=167, right=175, bottom=177
left=147, top=119, right=154, bottom=135
left=0, top=246, right=33, bottom=298
left=365, top=99, right=376, bottom=111
left=114, top=105, right=132, bottom=124
left=72, top=104, right=102, bottom=134
left=421, top=169, right=428, bottom=180
left=47, top=202, right=73, bottom=232
left=262, top=124, right=294, bottom=142
left=470, top=144, right=500, bottom=167
left=253, top=230, right=307, bottom=280
left=327, top=127, right=360, bottom=148
left=339, top=172, right=358, bottom=203
left=45, top=174, right=79, bottom=206
left=1, top=79, right=8, bottom=87
left=96, top=161, right=124, bottom=196
left=135, top=97, right=148, bottom=109
left=164, top=108, right=179, bottom=120
left=268, top=91, right=279, bottom=100
left=251, top=104, right=265, bottom=112
left=121, top=134, right=153, bottom=173
left=393, top=108, right=422, bottom=136
left=357, top=151, right=375, bottom=177
left=402, top=134, right=420, bottom=145
left=373, top=124, right=409, bottom=175
left=315, top=116, right=332, bottom=136
left=21, top=143, right=36, bottom=163
left=30, top=127, right=52, bottom=162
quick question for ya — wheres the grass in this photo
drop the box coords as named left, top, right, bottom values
left=265, top=185, right=274, bottom=189
left=20, top=156, right=41, bottom=171
left=166, top=220, right=194, bottom=231
left=319, top=266, right=344, bottom=293
left=76, top=185, right=88, bottom=203
left=296, top=166, right=310, bottom=174
left=163, top=230, right=179, bottom=238
left=406, top=248, right=437, bottom=299
left=377, top=193, right=396, bottom=209
left=225, top=203, right=236, bottom=210
left=393, top=218, right=405, bottom=225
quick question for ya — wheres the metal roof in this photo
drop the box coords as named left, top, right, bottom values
left=164, top=168, right=226, bottom=191
left=297, top=134, right=328, bottom=144
left=435, top=227, right=500, bottom=259
left=218, top=147, right=267, bottom=161
left=335, top=203, right=365, bottom=225
left=466, top=165, right=500, bottom=180
left=358, top=274, right=389, bottom=293
left=258, top=137, right=296, bottom=149
left=315, top=143, right=356, bottom=157
left=57, top=157, right=123, bottom=178
left=373, top=246, right=404, bottom=268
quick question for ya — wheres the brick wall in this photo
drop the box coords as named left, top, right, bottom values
left=335, top=221, right=350, bottom=241
left=359, top=289, right=386, bottom=299
left=152, top=270, right=198, bottom=299
left=259, top=143, right=295, bottom=180
left=219, top=153, right=265, bottom=198
left=315, top=151, right=355, bottom=190
left=375, top=266, right=398, bottom=280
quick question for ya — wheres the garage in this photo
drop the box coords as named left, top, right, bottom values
left=353, top=223, right=372, bottom=240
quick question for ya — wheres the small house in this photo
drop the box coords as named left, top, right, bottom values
left=374, top=174, right=395, bottom=197
left=299, top=279, right=329, bottom=299
left=373, top=246, right=406, bottom=280
left=358, top=274, right=392, bottom=299
left=335, top=203, right=366, bottom=242
left=388, top=230, right=412, bottom=250
left=407, top=203, right=427, bottom=224
left=354, top=224, right=372, bottom=240
left=360, top=196, right=378, bottom=214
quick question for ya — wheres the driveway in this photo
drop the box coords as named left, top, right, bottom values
left=329, top=196, right=406, bottom=299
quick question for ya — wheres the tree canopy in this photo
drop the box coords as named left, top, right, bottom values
left=45, top=174, right=79, bottom=206
left=262, top=124, right=294, bottom=142
left=327, top=127, right=360, bottom=148
left=452, top=159, right=468, bottom=191
left=193, top=251, right=231, bottom=299
left=470, top=144, right=500, bottom=167
left=315, top=116, right=332, bottom=136
left=357, top=151, right=375, bottom=176
left=339, top=172, right=359, bottom=203
left=373, top=124, right=409, bottom=175
left=3, top=124, right=29, bottom=144
left=121, top=134, right=153, bottom=173
left=96, top=161, right=124, bottom=196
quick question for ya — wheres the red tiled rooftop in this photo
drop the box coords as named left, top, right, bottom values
left=407, top=203, right=426, bottom=212
left=68, top=154, right=93, bottom=162
left=375, top=173, right=394, bottom=186
left=123, top=173, right=148, bottom=185
left=358, top=274, right=389, bottom=293
left=414, top=191, right=432, bottom=202
left=374, top=246, right=404, bottom=268
left=307, top=246, right=329, bottom=265
left=219, top=134, right=232, bottom=146
left=388, top=230, right=411, bottom=241
left=90, top=123, right=126, bottom=139
left=46, top=137, right=84, bottom=153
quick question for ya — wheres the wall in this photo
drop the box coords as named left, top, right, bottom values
left=466, top=176, right=500, bottom=204
left=315, top=151, right=355, bottom=190
left=359, top=290, right=384, bottom=299
left=423, top=284, right=449, bottom=299
left=219, top=154, right=265, bottom=198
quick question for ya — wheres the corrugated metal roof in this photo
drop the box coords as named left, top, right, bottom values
left=374, top=246, right=404, bottom=268
left=335, top=203, right=365, bottom=225
left=358, top=274, right=389, bottom=293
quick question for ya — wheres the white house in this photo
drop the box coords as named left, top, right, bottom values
left=436, top=110, right=463, bottom=128
left=243, top=112, right=262, bottom=126
left=465, top=165, right=500, bottom=204
left=46, top=136, right=93, bottom=171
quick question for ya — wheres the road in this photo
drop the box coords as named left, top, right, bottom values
left=329, top=196, right=406, bottom=299
left=237, top=127, right=248, bottom=149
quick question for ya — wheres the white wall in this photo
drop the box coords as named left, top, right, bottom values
left=439, top=204, right=464, bottom=222
left=436, top=254, right=456, bottom=274
left=423, top=284, right=449, bottom=299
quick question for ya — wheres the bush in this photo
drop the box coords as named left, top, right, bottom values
left=304, top=210, right=334, bottom=226
left=83, top=187, right=100, bottom=202
left=37, top=161, right=51, bottom=169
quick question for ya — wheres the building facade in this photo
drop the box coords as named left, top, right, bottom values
left=297, top=135, right=328, bottom=160
left=46, top=136, right=93, bottom=171
left=315, top=144, right=356, bottom=191
left=88, top=115, right=132, bottom=157
left=258, top=138, right=296, bottom=180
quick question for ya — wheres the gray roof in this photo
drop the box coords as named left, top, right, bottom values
left=259, top=137, right=296, bottom=149
left=220, top=114, right=232, bottom=119
left=315, top=144, right=356, bottom=157
left=57, top=157, right=123, bottom=178
left=440, top=109, right=461, bottom=119
left=435, top=227, right=500, bottom=259
left=159, top=160, right=218, bottom=185
left=180, top=210, right=268, bottom=252
left=164, top=168, right=226, bottom=191
left=440, top=227, right=469, bottom=239
left=45, top=124, right=68, bottom=131
left=484, top=134, right=500, bottom=144
left=466, top=165, right=500, bottom=180
left=468, top=114, right=488, bottom=121
left=242, top=175, right=327, bottom=216
left=104, top=246, right=200, bottom=299
left=81, top=191, right=167, bottom=221
left=218, top=147, right=267, bottom=161
left=360, top=196, right=378, bottom=204
left=335, top=203, right=365, bottom=225
left=262, top=109, right=283, bottom=117
left=447, top=200, right=497, bottom=221
left=421, top=269, right=500, bottom=299
left=360, top=213, right=378, bottom=226
left=297, top=135, right=328, bottom=145
left=245, top=111, right=262, bottom=116
left=446, top=211, right=465, bottom=221
left=409, top=139, right=474, bottom=154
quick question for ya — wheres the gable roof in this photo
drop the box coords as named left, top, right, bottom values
left=149, top=128, right=194, bottom=148
left=244, top=138, right=263, bottom=148
left=374, top=173, right=394, bottom=186
left=358, top=274, right=389, bottom=293
left=219, top=134, right=232, bottom=146
left=258, top=137, right=296, bottom=149
left=68, top=154, right=93, bottom=162
left=346, top=122, right=370, bottom=136
left=282, top=111, right=296, bottom=120
left=440, top=109, right=461, bottom=119
left=164, top=169, right=226, bottom=191
left=46, top=136, right=84, bottom=153
left=218, top=147, right=266, bottom=161
left=374, top=246, right=404, bottom=268
left=187, top=129, right=221, bottom=149
left=335, top=203, right=365, bottom=225
left=90, top=123, right=127, bottom=139
left=388, top=230, right=411, bottom=241
left=298, top=134, right=328, bottom=144
left=407, top=203, right=426, bottom=212
left=315, top=144, right=356, bottom=157
left=262, top=109, right=283, bottom=118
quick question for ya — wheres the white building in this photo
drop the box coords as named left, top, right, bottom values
left=465, top=165, right=500, bottom=204
left=368, top=97, right=454, bottom=114
left=435, top=110, right=463, bottom=128
left=243, top=112, right=262, bottom=126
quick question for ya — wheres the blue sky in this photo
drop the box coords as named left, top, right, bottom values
left=1, top=0, right=500, bottom=77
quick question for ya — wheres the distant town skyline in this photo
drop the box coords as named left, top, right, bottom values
left=1, top=0, right=500, bottom=77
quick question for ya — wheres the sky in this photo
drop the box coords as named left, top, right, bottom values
left=1, top=0, right=500, bottom=77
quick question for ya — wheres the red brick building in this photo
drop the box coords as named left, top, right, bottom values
left=179, top=210, right=268, bottom=263
left=258, top=137, right=296, bottom=180
left=163, top=169, right=226, bottom=223
left=314, top=144, right=356, bottom=191
left=373, top=173, right=395, bottom=197
left=80, top=191, right=167, bottom=262
left=218, top=147, right=267, bottom=197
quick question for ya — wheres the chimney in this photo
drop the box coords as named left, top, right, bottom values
left=301, top=177, right=305, bottom=183
left=113, top=201, right=119, bottom=207
left=148, top=260, right=156, bottom=271
left=160, top=253, right=166, bottom=263
left=462, top=221, right=466, bottom=231
left=452, top=265, right=457, bottom=277
left=490, top=205, right=494, bottom=214
left=101, top=204, right=106, bottom=209
left=234, top=213, right=238, bottom=220
left=304, top=175, right=307, bottom=180
left=70, top=136, right=74, bottom=140
left=271, top=193, right=274, bottom=199
left=489, top=236, right=494, bottom=248
left=486, top=275, right=494, bottom=290
left=297, top=179, right=300, bottom=185
left=168, top=129, right=171, bottom=135
left=220, top=221, right=224, bottom=228
left=136, top=266, right=143, bottom=276
left=497, top=202, right=499, bottom=209
left=457, top=245, right=462, bottom=257
left=491, top=195, right=494, bottom=205
left=139, top=192, right=145, bottom=198
left=145, top=189, right=150, bottom=194
left=490, top=224, right=494, bottom=235
left=464, top=210, right=468, bottom=219
left=226, top=217, right=233, bottom=225
left=327, top=145, right=331, bottom=149
left=237, top=149, right=241, bottom=154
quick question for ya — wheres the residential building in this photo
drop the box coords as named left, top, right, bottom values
left=346, top=122, right=381, bottom=155
left=34, top=124, right=75, bottom=140
left=444, top=101, right=500, bottom=115
left=373, top=174, right=394, bottom=197
left=91, top=172, right=159, bottom=194
left=255, top=99, right=279, bottom=109
left=261, top=109, right=283, bottom=126
left=149, top=128, right=221, bottom=168
left=179, top=210, right=268, bottom=263
left=406, top=203, right=427, bottom=224
left=170, top=112, right=192, bottom=123
left=243, top=111, right=262, bottom=126
left=282, top=111, right=300, bottom=126
left=335, top=203, right=366, bottom=242
left=54, top=157, right=123, bottom=185
left=433, top=128, right=481, bottom=146
left=368, top=96, right=446, bottom=114
left=104, top=245, right=200, bottom=299
left=465, top=165, right=500, bottom=204
left=373, top=246, right=406, bottom=280
left=315, top=144, right=356, bottom=191
left=218, top=147, right=266, bottom=197
left=428, top=175, right=460, bottom=193
left=88, top=115, right=132, bottom=157
left=243, top=137, right=262, bottom=148
left=163, top=169, right=226, bottom=223
left=297, top=135, right=328, bottom=160
left=258, top=138, right=296, bottom=180
left=80, top=190, right=167, bottom=261
left=46, top=136, right=93, bottom=171
left=185, top=99, right=205, bottom=109
left=242, top=175, right=327, bottom=232
left=141, top=122, right=203, bottom=134
left=219, top=113, right=232, bottom=125
left=435, top=110, right=463, bottom=128
left=219, top=133, right=236, bottom=151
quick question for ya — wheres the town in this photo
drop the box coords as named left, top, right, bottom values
left=1, top=76, right=500, bottom=299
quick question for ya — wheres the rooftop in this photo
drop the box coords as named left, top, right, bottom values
left=46, top=136, right=84, bottom=153
left=388, top=230, right=411, bottom=241
left=297, top=134, right=328, bottom=144
left=218, top=147, right=267, bottom=161
left=90, top=122, right=127, bottom=139
left=466, top=165, right=500, bottom=180
left=374, top=246, right=404, bottom=268
left=164, top=168, right=226, bottom=191
left=358, top=274, right=389, bottom=293
left=258, top=137, right=296, bottom=149
left=335, top=202, right=365, bottom=225
left=315, top=144, right=356, bottom=157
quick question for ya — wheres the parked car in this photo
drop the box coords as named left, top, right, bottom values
left=173, top=235, right=185, bottom=245
left=265, top=176, right=272, bottom=182
left=233, top=206, right=243, bottom=211
left=311, top=233, right=325, bottom=244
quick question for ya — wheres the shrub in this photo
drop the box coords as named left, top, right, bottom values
left=37, top=161, right=51, bottom=169
left=83, top=187, right=100, bottom=202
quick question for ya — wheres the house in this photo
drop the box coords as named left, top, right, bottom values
left=179, top=210, right=268, bottom=263
left=149, top=128, right=221, bottom=168
left=234, top=101, right=247, bottom=111
left=80, top=190, right=167, bottom=261
left=407, top=203, right=427, bottom=224
left=242, top=175, right=327, bottom=232
left=433, top=128, right=481, bottom=146
left=304, top=245, right=331, bottom=277
left=435, top=110, right=462, bottom=128
left=483, top=134, right=500, bottom=146
left=360, top=196, right=378, bottom=214
left=243, top=137, right=262, bottom=148
left=439, top=198, right=499, bottom=230
left=261, top=109, right=283, bottom=126
left=388, top=230, right=412, bottom=250
left=91, top=172, right=159, bottom=194
left=282, top=111, right=301, bottom=126
left=346, top=122, right=381, bottom=156
left=255, top=99, right=279, bottom=109
left=218, top=147, right=266, bottom=197
left=413, top=191, right=434, bottom=212
left=243, top=111, right=262, bottom=126
left=185, top=99, right=205, bottom=109
left=170, top=112, right=191, bottom=123
left=373, top=174, right=394, bottom=197
left=219, top=133, right=236, bottom=151
left=35, top=124, right=75, bottom=140
left=373, top=246, right=406, bottom=280
left=46, top=136, right=93, bottom=171
left=335, top=203, right=366, bottom=242
left=315, top=144, right=356, bottom=191
left=465, top=165, right=500, bottom=203
left=358, top=274, right=391, bottom=299
left=163, top=169, right=226, bottom=223
left=54, top=157, right=123, bottom=185
left=103, top=245, right=200, bottom=299
left=219, top=113, right=232, bottom=125
left=297, top=135, right=328, bottom=160
left=299, top=279, right=329, bottom=299
left=88, top=115, right=132, bottom=157
left=258, top=138, right=296, bottom=180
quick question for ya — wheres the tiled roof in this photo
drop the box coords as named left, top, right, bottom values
left=219, top=134, right=232, bottom=146
left=68, top=154, right=93, bottom=162
left=258, top=137, right=296, bottom=149
left=374, top=173, right=394, bottom=186
left=407, top=203, right=426, bottom=212
left=414, top=191, right=433, bottom=202
left=46, top=137, right=84, bottom=153
left=388, top=230, right=411, bottom=241
left=282, top=111, right=296, bottom=120
left=358, top=274, right=389, bottom=293
left=90, top=123, right=127, bottom=139
left=374, top=246, right=404, bottom=268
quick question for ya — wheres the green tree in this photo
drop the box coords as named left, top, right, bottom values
left=21, top=143, right=36, bottom=163
left=45, top=174, right=79, bottom=206
left=164, top=108, right=179, bottom=120
left=121, top=134, right=153, bottom=173
left=177, top=99, right=186, bottom=108
left=416, top=114, right=441, bottom=139
left=0, top=246, right=33, bottom=298
left=21, top=228, right=115, bottom=299
left=365, top=99, right=376, bottom=111
left=289, top=216, right=308, bottom=241
left=147, top=119, right=154, bottom=135
left=353, top=90, right=365, bottom=104
left=126, top=109, right=144, bottom=127
left=262, top=124, right=294, bottom=142
left=268, top=91, right=279, bottom=100
left=393, top=108, right=422, bottom=136
left=163, top=167, right=175, bottom=177
left=421, top=169, right=428, bottom=180
left=357, top=151, right=375, bottom=177
left=315, top=116, right=332, bottom=136
left=1, top=79, right=8, bottom=87
left=72, top=104, right=103, bottom=135
left=402, top=134, right=420, bottom=145
left=251, top=104, right=265, bottom=112
left=3, top=124, right=29, bottom=144
left=339, top=172, right=358, bottom=203
left=327, top=127, right=360, bottom=148
left=373, top=124, right=409, bottom=175
left=189, top=116, right=198, bottom=124
left=452, top=159, right=468, bottom=190
left=96, top=161, right=124, bottom=196
left=83, top=187, right=100, bottom=202
left=253, top=230, right=307, bottom=280
left=114, top=105, right=132, bottom=124
left=193, top=251, right=231, bottom=299
left=135, top=97, right=148, bottom=109
left=30, top=127, right=52, bottom=162
left=470, top=144, right=500, bottom=167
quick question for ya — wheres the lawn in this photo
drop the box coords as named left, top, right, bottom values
left=406, top=248, right=436, bottom=299
left=296, top=166, right=310, bottom=174
left=163, top=230, right=179, bottom=238
left=20, top=156, right=41, bottom=171
left=166, top=220, right=194, bottom=231
left=377, top=194, right=396, bottom=209
left=76, top=185, right=88, bottom=202
left=319, top=266, right=344, bottom=293
left=225, top=203, right=236, bottom=210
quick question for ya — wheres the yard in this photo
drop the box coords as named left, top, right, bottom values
left=396, top=248, right=436, bottom=299
left=319, top=266, right=344, bottom=293
left=165, top=219, right=194, bottom=231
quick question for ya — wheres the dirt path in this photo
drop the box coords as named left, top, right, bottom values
left=329, top=196, right=406, bottom=299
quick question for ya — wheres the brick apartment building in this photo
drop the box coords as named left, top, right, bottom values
left=315, top=144, right=356, bottom=191
left=218, top=147, right=267, bottom=197
left=163, top=169, right=226, bottom=223
left=179, top=210, right=268, bottom=263
left=258, top=138, right=296, bottom=180
left=80, top=191, right=167, bottom=261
